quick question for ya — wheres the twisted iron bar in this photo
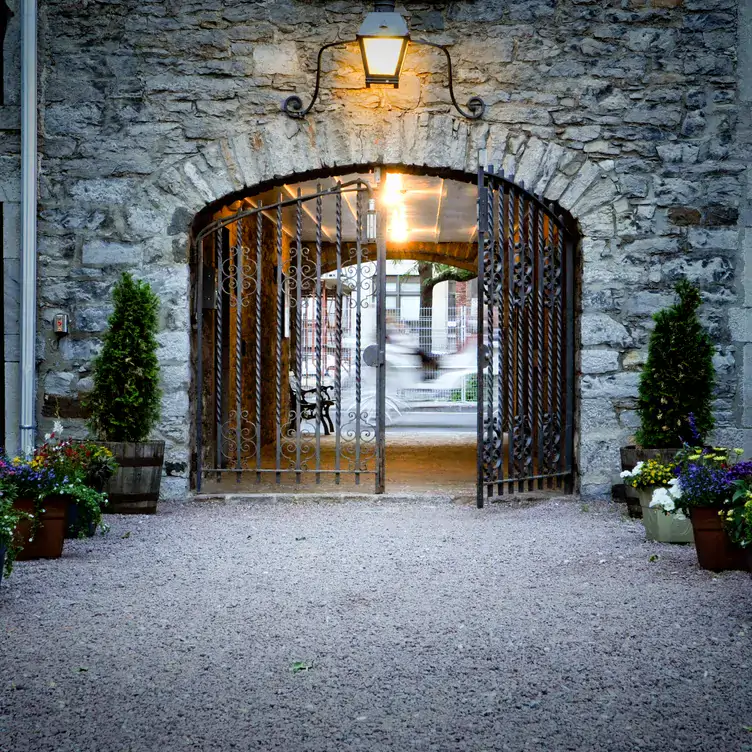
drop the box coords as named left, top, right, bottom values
left=275, top=201, right=284, bottom=483
left=234, top=218, right=243, bottom=475
left=334, top=190, right=343, bottom=484
left=315, top=186, right=324, bottom=483
left=255, top=208, right=263, bottom=479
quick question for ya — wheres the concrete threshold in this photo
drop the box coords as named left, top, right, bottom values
left=194, top=491, right=477, bottom=505
left=192, top=490, right=562, bottom=506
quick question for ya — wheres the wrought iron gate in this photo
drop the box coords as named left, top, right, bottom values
left=193, top=180, right=387, bottom=492
left=476, top=167, right=575, bottom=506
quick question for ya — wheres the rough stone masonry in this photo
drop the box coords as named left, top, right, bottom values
left=1, top=0, right=751, bottom=498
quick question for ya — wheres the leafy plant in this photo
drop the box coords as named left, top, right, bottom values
left=635, top=280, right=715, bottom=448
left=0, top=456, right=55, bottom=498
left=86, top=272, right=162, bottom=442
left=32, top=425, right=117, bottom=491
left=54, top=478, right=108, bottom=537
left=620, top=458, right=676, bottom=489
left=0, top=482, right=32, bottom=578
left=721, top=482, right=752, bottom=548
left=672, top=445, right=747, bottom=512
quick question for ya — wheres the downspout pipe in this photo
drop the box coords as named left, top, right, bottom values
left=19, top=0, right=37, bottom=455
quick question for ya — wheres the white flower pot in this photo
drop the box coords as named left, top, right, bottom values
left=635, top=487, right=694, bottom=544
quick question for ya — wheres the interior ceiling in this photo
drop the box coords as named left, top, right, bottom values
left=247, top=172, right=478, bottom=245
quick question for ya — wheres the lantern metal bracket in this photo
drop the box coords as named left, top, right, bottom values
left=412, top=39, right=485, bottom=120
left=281, top=38, right=485, bottom=121
left=282, top=39, right=355, bottom=119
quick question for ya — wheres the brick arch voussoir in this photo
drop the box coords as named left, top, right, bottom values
left=152, top=113, right=623, bottom=243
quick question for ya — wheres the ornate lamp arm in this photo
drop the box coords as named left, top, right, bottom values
left=412, top=39, right=485, bottom=120
left=282, top=39, right=356, bottom=119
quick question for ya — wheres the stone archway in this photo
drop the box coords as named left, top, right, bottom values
left=142, top=114, right=627, bottom=499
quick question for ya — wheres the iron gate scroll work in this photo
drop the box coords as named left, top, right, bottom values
left=476, top=167, right=575, bottom=507
left=194, top=180, right=387, bottom=493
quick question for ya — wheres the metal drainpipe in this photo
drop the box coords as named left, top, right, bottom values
left=19, top=0, right=37, bottom=455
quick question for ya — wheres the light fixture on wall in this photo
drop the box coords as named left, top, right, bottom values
left=357, top=5, right=410, bottom=88
left=282, top=1, right=485, bottom=120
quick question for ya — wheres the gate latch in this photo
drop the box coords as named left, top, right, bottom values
left=363, top=344, right=382, bottom=367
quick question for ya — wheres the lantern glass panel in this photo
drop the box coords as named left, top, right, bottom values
left=362, top=37, right=404, bottom=77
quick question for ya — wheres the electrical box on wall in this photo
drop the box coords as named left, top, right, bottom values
left=53, top=313, right=69, bottom=335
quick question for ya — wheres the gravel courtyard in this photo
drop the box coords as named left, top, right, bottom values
left=1, top=497, right=751, bottom=752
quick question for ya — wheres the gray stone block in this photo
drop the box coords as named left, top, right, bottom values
left=729, top=308, right=752, bottom=342
left=44, top=370, right=75, bottom=397
left=581, top=373, right=641, bottom=399
left=157, top=331, right=190, bottom=363
left=581, top=313, right=630, bottom=347
left=252, top=43, right=300, bottom=76
left=2, top=202, right=21, bottom=260
left=76, top=308, right=113, bottom=333
left=82, top=241, right=141, bottom=267
left=580, top=398, right=620, bottom=434
left=581, top=349, right=620, bottom=374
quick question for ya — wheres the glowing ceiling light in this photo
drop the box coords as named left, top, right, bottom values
left=389, top=206, right=409, bottom=243
left=383, top=172, right=405, bottom=207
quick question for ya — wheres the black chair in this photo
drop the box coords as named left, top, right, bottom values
left=289, top=372, right=335, bottom=435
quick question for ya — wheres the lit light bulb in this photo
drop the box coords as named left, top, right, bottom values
left=362, top=37, right=405, bottom=78
left=383, top=173, right=404, bottom=207
left=389, top=206, right=409, bottom=243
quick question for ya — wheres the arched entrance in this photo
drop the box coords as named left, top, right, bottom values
left=191, top=165, right=577, bottom=505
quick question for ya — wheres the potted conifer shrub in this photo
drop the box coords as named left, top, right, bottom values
left=620, top=280, right=716, bottom=514
left=86, top=272, right=164, bottom=514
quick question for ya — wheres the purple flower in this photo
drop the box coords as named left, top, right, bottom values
left=677, top=462, right=734, bottom=507
left=687, top=412, right=701, bottom=443
left=727, top=462, right=752, bottom=481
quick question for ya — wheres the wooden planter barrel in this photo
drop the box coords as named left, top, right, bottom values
left=14, top=496, right=69, bottom=560
left=99, top=441, right=165, bottom=515
left=620, top=446, right=683, bottom=472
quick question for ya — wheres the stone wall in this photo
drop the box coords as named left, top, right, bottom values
left=28, top=0, right=752, bottom=498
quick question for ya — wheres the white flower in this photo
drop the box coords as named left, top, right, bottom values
left=650, top=487, right=670, bottom=508
left=621, top=462, right=644, bottom=479
left=44, top=433, right=52, bottom=441
left=650, top=486, right=680, bottom=515
left=53, top=420, right=64, bottom=436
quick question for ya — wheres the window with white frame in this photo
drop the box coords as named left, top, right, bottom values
left=385, top=274, right=421, bottom=322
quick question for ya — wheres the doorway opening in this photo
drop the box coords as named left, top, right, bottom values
left=190, top=165, right=577, bottom=501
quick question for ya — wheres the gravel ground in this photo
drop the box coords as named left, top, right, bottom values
left=1, top=497, right=751, bottom=752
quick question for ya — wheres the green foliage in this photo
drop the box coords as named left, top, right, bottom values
left=0, top=482, right=32, bottom=578
left=635, top=280, right=715, bottom=448
left=87, top=273, right=162, bottom=442
left=55, top=478, right=108, bottom=538
left=721, top=482, right=752, bottom=548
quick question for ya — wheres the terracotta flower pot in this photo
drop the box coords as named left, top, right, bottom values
left=13, top=496, right=69, bottom=560
left=689, top=506, right=746, bottom=572
left=635, top=487, right=694, bottom=544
